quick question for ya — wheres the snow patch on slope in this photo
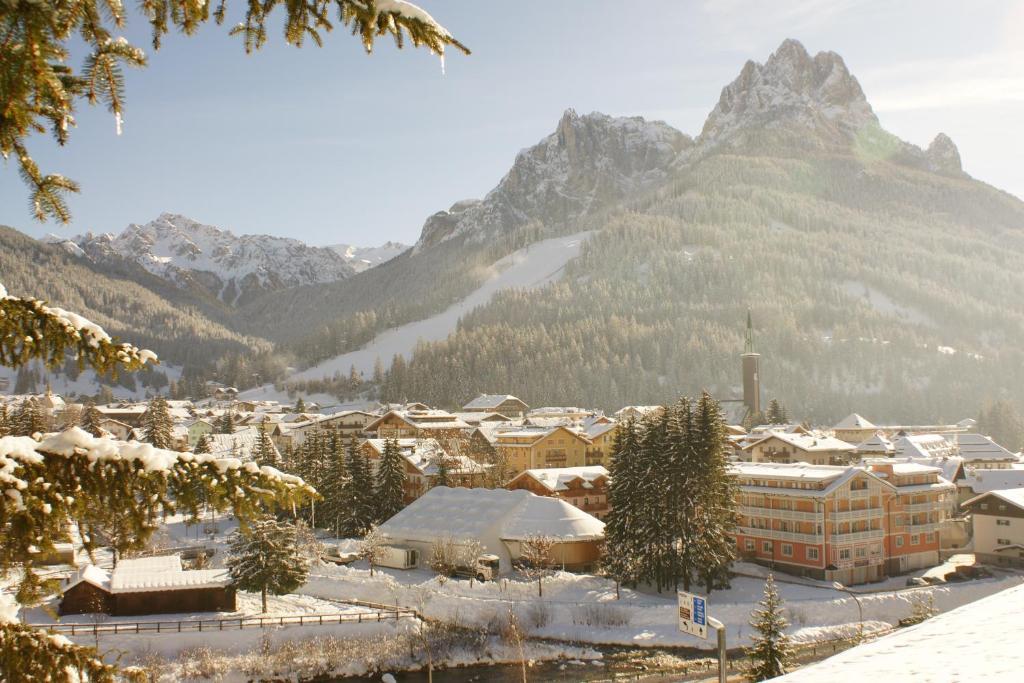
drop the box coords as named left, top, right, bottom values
left=292, top=231, right=592, bottom=380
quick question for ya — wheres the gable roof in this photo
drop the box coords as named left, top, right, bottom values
left=743, top=431, right=856, bottom=453
left=963, top=487, right=1024, bottom=511
left=512, top=466, right=609, bottom=493
left=955, top=433, right=1019, bottom=462
left=462, top=394, right=527, bottom=411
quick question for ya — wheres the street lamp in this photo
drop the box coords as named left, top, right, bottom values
left=832, top=581, right=864, bottom=641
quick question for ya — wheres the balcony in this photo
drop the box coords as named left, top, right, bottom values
left=831, top=528, right=885, bottom=542
left=903, top=502, right=939, bottom=513
left=737, top=526, right=822, bottom=544
left=848, top=489, right=873, bottom=500
left=831, top=508, right=884, bottom=523
left=906, top=522, right=940, bottom=533
left=740, top=505, right=821, bottom=522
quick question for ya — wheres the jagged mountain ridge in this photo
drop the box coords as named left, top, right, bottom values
left=326, top=241, right=410, bottom=272
left=65, top=214, right=356, bottom=306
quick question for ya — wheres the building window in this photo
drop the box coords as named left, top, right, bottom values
left=925, top=533, right=935, bottom=544
left=855, top=546, right=866, bottom=558
left=999, top=504, right=1007, bottom=511
left=895, top=536, right=904, bottom=547
left=781, top=544, right=793, bottom=557
left=745, top=540, right=755, bottom=552
left=762, top=541, right=772, bottom=553
left=806, top=547, right=819, bottom=560
left=997, top=519, right=1011, bottom=526
left=998, top=538, right=1012, bottom=546
left=839, top=548, right=852, bottom=560
left=980, top=503, right=988, bottom=511
left=911, top=534, right=920, bottom=546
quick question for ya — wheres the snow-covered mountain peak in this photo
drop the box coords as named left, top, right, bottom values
left=326, top=241, right=409, bottom=272
left=68, top=214, right=355, bottom=305
left=415, top=110, right=692, bottom=250
left=700, top=38, right=877, bottom=146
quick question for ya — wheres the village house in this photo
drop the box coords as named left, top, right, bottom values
left=363, top=409, right=470, bottom=439
left=962, top=489, right=1024, bottom=568
left=734, top=460, right=954, bottom=584
left=60, top=555, right=234, bottom=616
left=461, top=394, right=530, bottom=418
left=952, top=433, right=1020, bottom=469
left=377, top=487, right=605, bottom=574
left=744, top=431, right=857, bottom=466
left=360, top=438, right=486, bottom=502
left=95, top=404, right=148, bottom=427
left=581, top=418, right=619, bottom=466
left=271, top=410, right=377, bottom=450
left=494, top=425, right=593, bottom=476
left=833, top=413, right=879, bottom=444
left=506, top=466, right=611, bottom=519
left=186, top=418, right=215, bottom=447
left=613, top=405, right=664, bottom=422
left=98, top=418, right=135, bottom=441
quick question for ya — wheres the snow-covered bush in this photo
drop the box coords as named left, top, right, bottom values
left=524, top=601, right=553, bottom=630
left=571, top=603, right=631, bottom=628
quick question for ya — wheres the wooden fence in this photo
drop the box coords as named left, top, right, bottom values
left=33, top=607, right=418, bottom=636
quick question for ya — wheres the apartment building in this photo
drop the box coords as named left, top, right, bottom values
left=363, top=409, right=470, bottom=439
left=744, top=432, right=857, bottom=466
left=360, top=438, right=486, bottom=503
left=494, top=425, right=592, bottom=475
left=733, top=460, right=953, bottom=585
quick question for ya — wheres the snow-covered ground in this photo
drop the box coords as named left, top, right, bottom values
left=776, top=580, right=1024, bottom=682
left=292, top=231, right=593, bottom=379
left=299, top=556, right=1024, bottom=650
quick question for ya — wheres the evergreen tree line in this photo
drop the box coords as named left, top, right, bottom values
left=603, top=392, right=739, bottom=594
left=278, top=432, right=408, bottom=537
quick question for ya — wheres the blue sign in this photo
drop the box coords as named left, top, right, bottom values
left=693, top=596, right=706, bottom=626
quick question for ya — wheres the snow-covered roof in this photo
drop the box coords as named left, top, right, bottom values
left=65, top=555, right=230, bottom=594
left=513, top=466, right=609, bottom=493
left=733, top=462, right=894, bottom=497
left=963, top=487, right=1024, bottom=511
left=961, top=466, right=1024, bottom=495
left=379, top=487, right=604, bottom=543
left=834, top=413, right=876, bottom=429
left=744, top=431, right=855, bottom=453
left=854, top=432, right=894, bottom=454
left=955, top=433, right=1018, bottom=462
left=462, top=394, right=526, bottom=410
left=894, top=434, right=957, bottom=459
left=774, top=581, right=1024, bottom=682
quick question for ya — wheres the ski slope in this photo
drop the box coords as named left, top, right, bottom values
left=292, top=231, right=593, bottom=380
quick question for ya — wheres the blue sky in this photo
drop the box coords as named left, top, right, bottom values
left=2, top=0, right=1022, bottom=246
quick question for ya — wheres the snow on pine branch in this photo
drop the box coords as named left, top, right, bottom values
left=0, top=282, right=157, bottom=374
left=346, top=0, right=470, bottom=57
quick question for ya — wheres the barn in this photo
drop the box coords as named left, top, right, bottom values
left=378, top=486, right=605, bottom=573
left=60, top=555, right=235, bottom=617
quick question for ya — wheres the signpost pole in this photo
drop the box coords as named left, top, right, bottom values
left=708, top=616, right=727, bottom=683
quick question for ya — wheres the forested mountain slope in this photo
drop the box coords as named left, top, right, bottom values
left=353, top=39, right=1024, bottom=422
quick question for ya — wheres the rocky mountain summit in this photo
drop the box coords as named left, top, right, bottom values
left=415, top=110, right=692, bottom=250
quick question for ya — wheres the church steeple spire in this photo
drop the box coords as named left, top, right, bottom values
left=744, top=309, right=755, bottom=354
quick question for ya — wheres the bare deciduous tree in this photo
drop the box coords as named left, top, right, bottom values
left=359, top=525, right=388, bottom=577
left=518, top=533, right=556, bottom=597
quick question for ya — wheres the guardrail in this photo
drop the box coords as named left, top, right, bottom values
left=32, top=608, right=418, bottom=636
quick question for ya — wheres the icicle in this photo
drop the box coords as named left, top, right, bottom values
left=115, top=112, right=123, bottom=136
left=440, top=51, right=446, bottom=76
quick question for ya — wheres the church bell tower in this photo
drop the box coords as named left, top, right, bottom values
left=742, top=311, right=761, bottom=418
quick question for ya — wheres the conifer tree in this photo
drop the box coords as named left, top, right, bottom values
left=603, top=419, right=644, bottom=588
left=78, top=401, right=105, bottom=437
left=0, top=405, right=9, bottom=437
left=12, top=398, right=48, bottom=437
left=433, top=453, right=452, bottom=488
left=294, top=397, right=307, bottom=413
left=254, top=418, right=278, bottom=467
left=766, top=399, right=788, bottom=424
left=142, top=396, right=175, bottom=449
left=193, top=433, right=213, bottom=454
left=375, top=437, right=407, bottom=523
left=693, top=391, right=739, bottom=593
left=226, top=516, right=310, bottom=613
left=746, top=574, right=793, bottom=681
left=318, top=434, right=351, bottom=536
left=216, top=411, right=236, bottom=434
left=344, top=442, right=376, bottom=535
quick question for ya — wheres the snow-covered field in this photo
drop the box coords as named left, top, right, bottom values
left=292, top=231, right=593, bottom=380
left=300, top=557, right=1024, bottom=650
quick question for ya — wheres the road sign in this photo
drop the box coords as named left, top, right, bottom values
left=677, top=590, right=709, bottom=639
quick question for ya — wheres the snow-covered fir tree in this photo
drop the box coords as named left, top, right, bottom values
left=433, top=453, right=452, bottom=488
left=746, top=574, right=793, bottom=681
left=317, top=434, right=351, bottom=536
left=602, top=419, right=644, bottom=588
left=193, top=432, right=213, bottom=454
left=226, top=515, right=310, bottom=613
left=141, top=395, right=175, bottom=449
left=375, top=437, right=407, bottom=523
left=766, top=398, right=788, bottom=424
left=12, top=398, right=47, bottom=436
left=344, top=441, right=376, bottom=535
left=0, top=404, right=10, bottom=437
left=215, top=410, right=236, bottom=434
left=78, top=401, right=104, bottom=437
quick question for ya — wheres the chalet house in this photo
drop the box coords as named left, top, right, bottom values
left=378, top=487, right=605, bottom=573
left=614, top=405, right=664, bottom=422
left=894, top=434, right=958, bottom=460
left=527, top=406, right=594, bottom=421
left=272, top=410, right=377, bottom=450
left=854, top=432, right=895, bottom=458
left=98, top=418, right=134, bottom=441
left=581, top=419, right=619, bottom=467
left=60, top=556, right=234, bottom=616
left=450, top=412, right=515, bottom=428
left=507, top=466, right=611, bottom=519
left=95, top=404, right=147, bottom=427
left=494, top=425, right=593, bottom=476
left=360, top=438, right=486, bottom=502
left=744, top=432, right=857, bottom=466
left=962, top=489, right=1024, bottom=568
left=186, top=419, right=215, bottom=447
left=364, top=409, right=470, bottom=439
left=462, top=394, right=530, bottom=418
